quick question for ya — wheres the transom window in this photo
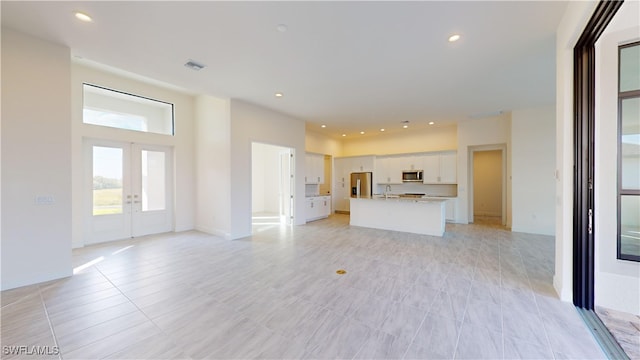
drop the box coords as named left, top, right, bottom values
left=83, top=84, right=174, bottom=136
left=618, top=42, right=640, bottom=262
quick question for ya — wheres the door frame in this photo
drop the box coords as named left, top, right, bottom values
left=572, top=0, right=623, bottom=310
left=571, top=1, right=630, bottom=358
left=250, top=141, right=295, bottom=230
left=279, top=148, right=294, bottom=225
left=468, top=144, right=508, bottom=226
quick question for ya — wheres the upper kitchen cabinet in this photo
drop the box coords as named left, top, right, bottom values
left=334, top=155, right=375, bottom=181
left=374, top=157, right=402, bottom=184
left=348, top=155, right=375, bottom=173
left=375, top=156, right=404, bottom=184
left=423, top=151, right=457, bottom=184
left=333, top=156, right=374, bottom=212
left=305, top=153, right=325, bottom=184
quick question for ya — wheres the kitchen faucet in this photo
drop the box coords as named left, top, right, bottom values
left=385, top=185, right=392, bottom=198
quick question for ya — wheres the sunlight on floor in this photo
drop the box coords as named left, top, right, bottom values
left=72, top=256, right=104, bottom=274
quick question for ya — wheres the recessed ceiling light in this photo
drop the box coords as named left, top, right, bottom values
left=321, top=124, right=326, bottom=128
left=448, top=34, right=461, bottom=42
left=429, top=121, right=435, bottom=125
left=275, top=92, right=283, bottom=97
left=276, top=24, right=288, bottom=32
left=380, top=128, right=385, bottom=132
left=341, top=134, right=346, bottom=137
left=74, top=11, right=93, bottom=22
left=360, top=131, right=365, bottom=135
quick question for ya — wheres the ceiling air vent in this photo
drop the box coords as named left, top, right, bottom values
left=184, top=59, right=206, bottom=71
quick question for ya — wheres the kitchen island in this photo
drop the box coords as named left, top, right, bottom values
left=350, top=196, right=447, bottom=237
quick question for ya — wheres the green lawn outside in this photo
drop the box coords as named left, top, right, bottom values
left=93, top=188, right=123, bottom=216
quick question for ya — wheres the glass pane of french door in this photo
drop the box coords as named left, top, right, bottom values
left=92, top=146, right=124, bottom=215
left=141, top=150, right=166, bottom=212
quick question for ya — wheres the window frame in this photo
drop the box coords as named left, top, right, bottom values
left=617, top=41, right=640, bottom=262
left=82, top=83, right=176, bottom=136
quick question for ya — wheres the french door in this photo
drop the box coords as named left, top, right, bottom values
left=84, top=139, right=173, bottom=244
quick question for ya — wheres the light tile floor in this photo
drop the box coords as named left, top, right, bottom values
left=2, top=214, right=607, bottom=359
left=596, top=306, right=640, bottom=359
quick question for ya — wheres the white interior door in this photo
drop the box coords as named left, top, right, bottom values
left=84, top=139, right=173, bottom=244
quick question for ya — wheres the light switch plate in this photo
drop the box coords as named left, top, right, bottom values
left=35, top=195, right=55, bottom=205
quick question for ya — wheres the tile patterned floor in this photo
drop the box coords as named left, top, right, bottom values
left=2, top=214, right=607, bottom=359
left=596, top=306, right=640, bottom=359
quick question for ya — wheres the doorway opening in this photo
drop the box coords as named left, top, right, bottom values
left=84, top=139, right=174, bottom=244
left=468, top=145, right=507, bottom=226
left=251, top=142, right=295, bottom=232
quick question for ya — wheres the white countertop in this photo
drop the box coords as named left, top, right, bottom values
left=353, top=195, right=450, bottom=203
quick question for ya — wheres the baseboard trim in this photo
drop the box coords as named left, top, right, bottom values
left=195, top=226, right=231, bottom=240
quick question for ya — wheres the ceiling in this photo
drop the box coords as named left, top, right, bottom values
left=1, top=1, right=568, bottom=139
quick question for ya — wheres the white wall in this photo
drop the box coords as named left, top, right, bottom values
left=195, top=95, right=231, bottom=239
left=1, top=29, right=73, bottom=290
left=251, top=143, right=282, bottom=214
left=305, top=129, right=342, bottom=156
left=554, top=0, right=599, bottom=302
left=457, top=114, right=512, bottom=225
left=594, top=0, right=640, bottom=315
left=473, top=150, right=503, bottom=217
left=511, top=107, right=556, bottom=236
left=71, top=63, right=196, bottom=247
left=341, top=125, right=457, bottom=156
left=229, top=100, right=306, bottom=239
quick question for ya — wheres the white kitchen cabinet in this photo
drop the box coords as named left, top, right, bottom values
left=375, top=155, right=423, bottom=184
left=306, top=195, right=331, bottom=222
left=375, top=157, right=403, bottom=184
left=305, top=198, right=317, bottom=221
left=397, top=155, right=421, bottom=171
left=333, top=156, right=374, bottom=212
left=320, top=195, right=331, bottom=217
left=333, top=158, right=351, bottom=212
left=347, top=156, right=375, bottom=173
left=334, top=157, right=349, bottom=185
left=439, top=152, right=457, bottom=183
left=445, top=198, right=457, bottom=222
left=333, top=183, right=351, bottom=213
left=423, top=151, right=457, bottom=184
left=334, top=155, right=374, bottom=179
left=305, top=153, right=324, bottom=184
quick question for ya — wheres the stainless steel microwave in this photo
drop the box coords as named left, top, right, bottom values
left=402, top=170, right=423, bottom=182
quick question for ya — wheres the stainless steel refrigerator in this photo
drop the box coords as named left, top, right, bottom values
left=350, top=172, right=373, bottom=198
